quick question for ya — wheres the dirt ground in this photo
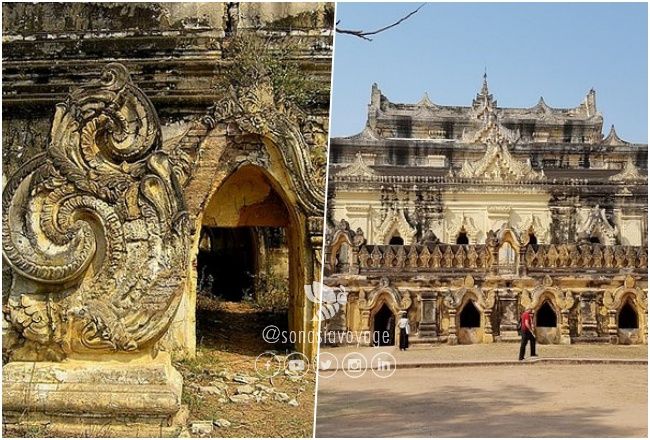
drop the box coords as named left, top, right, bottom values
left=174, top=297, right=315, bottom=438
left=316, top=364, right=648, bottom=437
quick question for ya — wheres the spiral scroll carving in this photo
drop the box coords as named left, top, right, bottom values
left=3, top=63, right=190, bottom=359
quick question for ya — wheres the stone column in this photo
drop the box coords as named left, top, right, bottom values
left=349, top=246, right=360, bottom=274
left=447, top=310, right=458, bottom=345
left=578, top=292, right=598, bottom=338
left=560, top=310, right=572, bottom=344
left=607, top=309, right=619, bottom=344
left=497, top=289, right=520, bottom=341
left=483, top=309, right=494, bottom=343
left=419, top=291, right=438, bottom=338
left=519, top=245, right=527, bottom=276
left=359, top=309, right=371, bottom=346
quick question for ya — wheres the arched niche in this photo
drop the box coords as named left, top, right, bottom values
left=534, top=297, right=560, bottom=344
left=368, top=290, right=401, bottom=347
left=456, top=292, right=485, bottom=345
left=328, top=224, right=354, bottom=273
left=617, top=294, right=642, bottom=345
left=389, top=235, right=404, bottom=245
left=604, top=285, right=647, bottom=345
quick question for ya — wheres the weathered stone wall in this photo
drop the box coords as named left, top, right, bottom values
left=3, top=2, right=333, bottom=362
left=2, top=2, right=333, bottom=177
left=324, top=220, right=648, bottom=346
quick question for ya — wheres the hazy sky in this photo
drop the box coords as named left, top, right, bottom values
left=331, top=2, right=648, bottom=143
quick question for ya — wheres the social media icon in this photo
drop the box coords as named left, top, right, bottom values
left=347, top=358, right=362, bottom=371
left=288, top=359, right=305, bottom=372
left=316, top=352, right=338, bottom=378
left=284, top=352, right=309, bottom=377
left=377, top=359, right=391, bottom=371
left=342, top=353, right=367, bottom=378
left=372, top=352, right=397, bottom=378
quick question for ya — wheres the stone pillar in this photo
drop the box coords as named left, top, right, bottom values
left=483, top=309, right=494, bottom=343
left=447, top=310, right=458, bottom=345
left=496, top=289, right=520, bottom=341
left=349, top=246, right=360, bottom=275
left=578, top=292, right=598, bottom=338
left=560, top=310, right=572, bottom=344
left=519, top=245, right=527, bottom=276
left=360, top=309, right=372, bottom=346
left=607, top=309, right=619, bottom=344
left=419, top=291, right=438, bottom=338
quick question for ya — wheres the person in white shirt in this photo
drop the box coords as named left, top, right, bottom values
left=398, top=311, right=410, bottom=351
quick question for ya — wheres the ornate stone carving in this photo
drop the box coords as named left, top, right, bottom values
left=519, top=214, right=550, bottom=244
left=609, top=158, right=647, bottom=183
left=376, top=208, right=417, bottom=245
left=445, top=212, right=479, bottom=243
left=459, top=93, right=544, bottom=182
left=577, top=205, right=618, bottom=245
left=337, top=151, right=377, bottom=177
left=209, top=76, right=325, bottom=215
left=3, top=64, right=190, bottom=360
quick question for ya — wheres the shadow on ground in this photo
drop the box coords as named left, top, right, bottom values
left=316, top=377, right=644, bottom=437
left=195, top=296, right=292, bottom=356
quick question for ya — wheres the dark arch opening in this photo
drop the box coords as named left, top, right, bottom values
left=619, top=301, right=639, bottom=329
left=389, top=236, right=404, bottom=245
left=528, top=233, right=538, bottom=245
left=459, top=301, right=481, bottom=328
left=537, top=301, right=557, bottom=327
left=589, top=236, right=600, bottom=244
left=456, top=232, right=469, bottom=245
left=197, top=227, right=256, bottom=301
left=373, top=304, right=395, bottom=346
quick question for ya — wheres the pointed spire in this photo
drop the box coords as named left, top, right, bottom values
left=603, top=124, right=628, bottom=146
left=480, top=70, right=489, bottom=96
left=472, top=71, right=497, bottom=112
left=417, top=92, right=436, bottom=108
left=534, top=96, right=551, bottom=113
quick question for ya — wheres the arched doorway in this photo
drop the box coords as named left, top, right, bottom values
left=195, top=164, right=298, bottom=354
left=458, top=300, right=483, bottom=344
left=618, top=300, right=640, bottom=345
left=373, top=304, right=395, bottom=346
left=619, top=301, right=639, bottom=329
left=535, top=300, right=559, bottom=344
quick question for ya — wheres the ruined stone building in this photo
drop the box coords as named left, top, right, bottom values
left=325, top=76, right=648, bottom=347
left=2, top=3, right=332, bottom=435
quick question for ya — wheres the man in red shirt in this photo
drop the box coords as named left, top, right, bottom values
left=519, top=307, right=538, bottom=361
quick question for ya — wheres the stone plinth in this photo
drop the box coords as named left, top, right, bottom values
left=3, top=352, right=186, bottom=437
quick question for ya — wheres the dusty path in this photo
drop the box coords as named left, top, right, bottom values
left=315, top=364, right=647, bottom=437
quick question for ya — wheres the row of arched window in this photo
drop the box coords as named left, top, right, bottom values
left=457, top=300, right=638, bottom=329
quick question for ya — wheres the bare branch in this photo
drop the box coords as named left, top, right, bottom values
left=336, top=4, right=426, bottom=41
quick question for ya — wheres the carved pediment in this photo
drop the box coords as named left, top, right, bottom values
left=460, top=93, right=544, bottom=182
left=445, top=212, right=479, bottom=243
left=376, top=208, right=416, bottom=245
left=209, top=77, right=325, bottom=215
left=337, top=151, right=377, bottom=177
left=519, top=214, right=550, bottom=244
left=577, top=205, right=618, bottom=245
left=609, top=158, right=647, bottom=183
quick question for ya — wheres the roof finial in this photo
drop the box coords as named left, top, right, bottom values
left=481, top=68, right=489, bottom=95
